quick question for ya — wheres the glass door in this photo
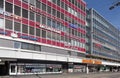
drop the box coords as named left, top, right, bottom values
left=9, top=64, right=17, bottom=75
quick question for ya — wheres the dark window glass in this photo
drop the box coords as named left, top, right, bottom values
left=29, top=26, right=34, bottom=35
left=61, top=2, right=64, bottom=8
left=42, top=30, right=46, bottom=38
left=52, top=0, right=56, bottom=4
left=5, top=2, right=13, bottom=13
left=14, top=41, right=21, bottom=49
left=47, top=6, right=51, bottom=14
left=42, top=3, right=46, bottom=11
left=5, top=19, right=13, bottom=29
left=57, top=11, right=60, bottom=18
left=61, top=13, right=64, bottom=20
left=47, top=18, right=51, bottom=27
left=28, top=43, right=35, bottom=50
left=36, top=28, right=40, bottom=37
left=22, top=9, right=28, bottom=18
left=52, top=20, right=56, bottom=28
left=35, top=45, right=41, bottom=51
left=14, top=22, right=21, bottom=32
left=22, top=24, right=28, bottom=33
left=30, top=11, right=34, bottom=21
left=14, top=6, right=21, bottom=16
left=36, top=14, right=40, bottom=22
left=57, top=0, right=60, bottom=6
left=21, top=42, right=28, bottom=49
left=42, top=16, right=46, bottom=25
left=52, top=9, right=56, bottom=16
left=36, top=0, right=41, bottom=9
left=0, top=0, right=4, bottom=8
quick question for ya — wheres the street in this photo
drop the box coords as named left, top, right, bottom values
left=1, top=72, right=120, bottom=78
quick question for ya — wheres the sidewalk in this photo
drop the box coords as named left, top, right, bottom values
left=0, top=72, right=120, bottom=78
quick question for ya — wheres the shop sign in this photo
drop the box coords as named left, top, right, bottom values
left=0, top=31, right=7, bottom=35
left=40, top=24, right=61, bottom=34
left=69, top=23, right=78, bottom=29
left=82, top=59, right=102, bottom=65
left=20, top=35, right=38, bottom=41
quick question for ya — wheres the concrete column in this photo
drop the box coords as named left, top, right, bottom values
left=86, top=64, right=89, bottom=74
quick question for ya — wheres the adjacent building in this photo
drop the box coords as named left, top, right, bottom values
left=86, top=8, right=120, bottom=72
left=0, top=0, right=87, bottom=75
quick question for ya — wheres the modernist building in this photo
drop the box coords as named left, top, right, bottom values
left=86, top=8, right=120, bottom=72
left=0, top=0, right=87, bottom=75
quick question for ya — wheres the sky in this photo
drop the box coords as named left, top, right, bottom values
left=84, top=0, right=120, bottom=28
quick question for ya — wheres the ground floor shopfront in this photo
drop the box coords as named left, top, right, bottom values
left=0, top=59, right=120, bottom=76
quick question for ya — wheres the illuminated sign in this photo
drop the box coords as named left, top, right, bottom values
left=69, top=24, right=78, bottom=29
left=20, top=35, right=38, bottom=41
left=40, top=24, right=61, bottom=34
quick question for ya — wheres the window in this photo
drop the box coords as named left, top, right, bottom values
left=5, top=2, right=13, bottom=13
left=47, top=6, right=51, bottom=14
left=36, top=0, right=41, bottom=9
left=35, top=45, right=41, bottom=51
left=30, top=0, right=35, bottom=6
left=22, top=24, right=28, bottom=34
left=36, top=28, right=41, bottom=37
left=42, top=16, right=46, bottom=25
left=28, top=43, right=35, bottom=50
left=52, top=9, right=56, bottom=16
left=57, top=11, right=60, bottom=18
left=52, top=32, right=56, bottom=40
left=21, top=42, right=28, bottom=49
left=29, top=26, right=34, bottom=35
left=47, top=31, right=51, bottom=39
left=61, top=13, right=64, bottom=20
left=14, top=41, right=21, bottom=49
left=5, top=19, right=13, bottom=29
left=47, top=18, right=51, bottom=27
left=0, top=39, right=13, bottom=48
left=0, top=0, right=4, bottom=9
left=22, top=9, right=28, bottom=18
left=60, top=2, right=64, bottom=8
left=36, top=14, right=40, bottom=22
left=0, top=18, right=4, bottom=28
left=42, top=3, right=46, bottom=11
left=57, top=0, right=60, bottom=6
left=52, top=20, right=56, bottom=28
left=30, top=11, right=34, bottom=21
left=14, top=22, right=21, bottom=32
left=42, top=30, right=46, bottom=38
left=14, top=6, right=21, bottom=16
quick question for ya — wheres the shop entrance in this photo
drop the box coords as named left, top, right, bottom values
left=0, top=62, right=9, bottom=76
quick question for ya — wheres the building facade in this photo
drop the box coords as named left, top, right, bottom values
left=86, top=8, right=120, bottom=72
left=0, top=0, right=87, bottom=75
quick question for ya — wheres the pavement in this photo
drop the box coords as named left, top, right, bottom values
left=0, top=72, right=120, bottom=78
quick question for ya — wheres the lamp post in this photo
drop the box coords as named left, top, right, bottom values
left=109, top=1, right=120, bottom=10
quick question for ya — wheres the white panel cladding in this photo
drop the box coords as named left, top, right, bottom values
left=0, top=49, right=16, bottom=58
left=102, top=61, right=120, bottom=66
left=32, top=53, right=46, bottom=60
left=46, top=54, right=57, bottom=61
left=56, top=55, right=68, bottom=62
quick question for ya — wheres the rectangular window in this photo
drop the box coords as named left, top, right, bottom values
left=61, top=13, right=64, bottom=20
left=35, top=45, right=41, bottom=51
left=36, top=14, right=40, bottom=22
left=5, top=2, right=13, bottom=13
left=52, top=20, right=56, bottom=28
left=22, top=0, right=28, bottom=3
left=47, top=6, right=51, bottom=14
left=22, top=9, right=28, bottom=18
left=0, top=0, right=4, bottom=9
left=36, top=0, right=41, bottom=9
left=47, top=31, right=51, bottom=39
left=47, top=18, right=51, bottom=27
left=30, top=11, right=35, bottom=21
left=28, top=43, right=35, bottom=50
left=5, top=19, right=13, bottom=30
left=21, top=42, right=28, bottom=49
left=30, top=0, right=35, bottom=6
left=57, top=11, right=60, bottom=18
left=14, top=6, right=21, bottom=16
left=36, top=28, right=41, bottom=37
left=57, top=0, right=60, bottom=6
left=14, top=41, right=21, bottom=49
left=60, top=2, right=64, bottom=8
left=22, top=24, right=28, bottom=34
left=42, top=16, right=46, bottom=25
left=29, top=26, right=34, bottom=35
left=42, top=30, right=46, bottom=38
left=42, top=3, right=46, bottom=11
left=14, top=22, right=21, bottom=32
left=52, top=9, right=56, bottom=16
